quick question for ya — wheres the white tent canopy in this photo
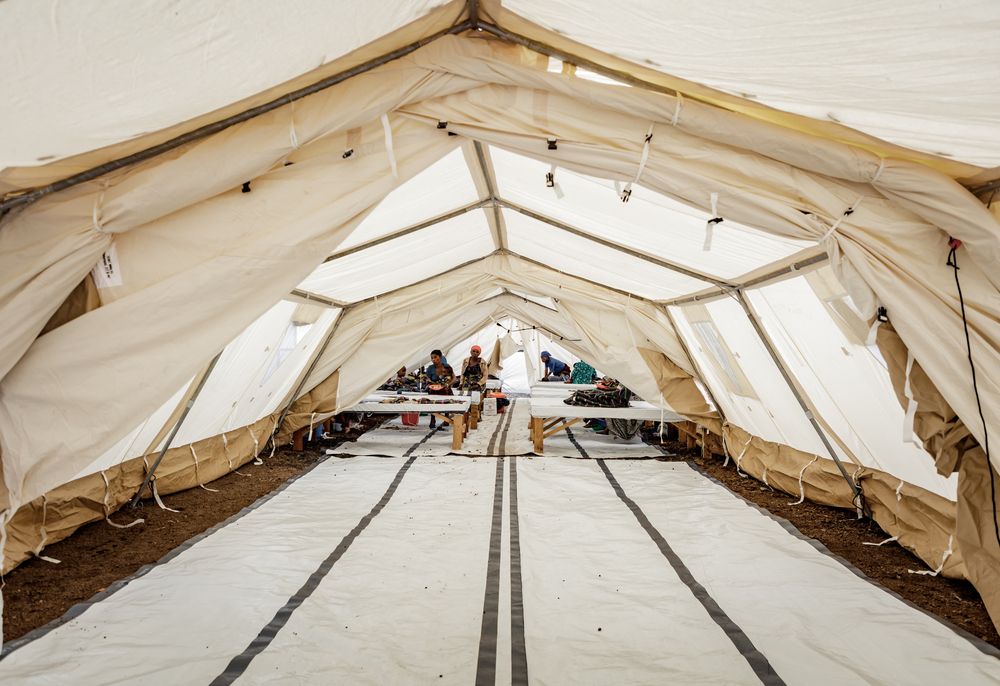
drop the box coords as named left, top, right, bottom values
left=2, top=0, right=1000, bottom=637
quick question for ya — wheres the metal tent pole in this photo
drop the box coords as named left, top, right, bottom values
left=735, top=289, right=869, bottom=517
left=264, top=307, right=349, bottom=455
left=662, top=304, right=728, bottom=426
left=127, top=350, right=224, bottom=508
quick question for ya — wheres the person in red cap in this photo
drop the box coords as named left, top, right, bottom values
left=460, top=344, right=489, bottom=392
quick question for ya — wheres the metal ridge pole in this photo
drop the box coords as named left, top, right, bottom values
left=264, top=307, right=349, bottom=454
left=735, top=288, right=870, bottom=517
left=128, top=349, right=224, bottom=508
left=0, top=20, right=473, bottom=213
left=664, top=253, right=829, bottom=307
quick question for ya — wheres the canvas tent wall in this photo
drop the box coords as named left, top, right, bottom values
left=1, top=0, right=999, bottom=636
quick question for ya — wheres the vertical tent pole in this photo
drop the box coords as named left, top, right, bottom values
left=127, top=349, right=224, bottom=508
left=264, top=307, right=349, bottom=456
left=662, top=304, right=728, bottom=425
left=736, top=289, right=870, bottom=517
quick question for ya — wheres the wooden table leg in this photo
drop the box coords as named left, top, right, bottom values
left=453, top=414, right=465, bottom=450
left=470, top=405, right=479, bottom=430
left=292, top=426, right=308, bottom=451
left=531, top=416, right=544, bottom=453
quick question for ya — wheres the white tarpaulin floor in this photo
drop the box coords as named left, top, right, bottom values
left=332, top=399, right=667, bottom=459
left=3, top=448, right=999, bottom=684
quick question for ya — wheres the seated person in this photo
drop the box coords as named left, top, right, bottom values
left=540, top=351, right=571, bottom=381
left=570, top=361, right=598, bottom=385
left=381, top=366, right=418, bottom=391
left=460, top=345, right=489, bottom=392
left=422, top=349, right=454, bottom=429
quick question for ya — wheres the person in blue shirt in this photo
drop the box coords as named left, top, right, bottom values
left=540, top=351, right=571, bottom=381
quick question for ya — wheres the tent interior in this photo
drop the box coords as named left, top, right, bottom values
left=2, top=0, right=1000, bottom=680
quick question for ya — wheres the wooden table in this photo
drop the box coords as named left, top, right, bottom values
left=341, top=399, right=473, bottom=450
left=528, top=398, right=684, bottom=453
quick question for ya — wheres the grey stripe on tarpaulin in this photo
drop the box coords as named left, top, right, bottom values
left=0, top=437, right=351, bottom=661
left=474, top=452, right=506, bottom=685
left=485, top=398, right=509, bottom=456
left=681, top=461, right=1000, bottom=661
left=565, top=426, right=590, bottom=458
left=210, top=429, right=435, bottom=685
left=508, top=454, right=529, bottom=685
left=597, top=459, right=787, bottom=686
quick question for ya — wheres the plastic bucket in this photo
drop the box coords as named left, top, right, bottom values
left=401, top=413, right=419, bottom=426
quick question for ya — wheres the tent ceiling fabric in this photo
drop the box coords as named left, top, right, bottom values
left=502, top=0, right=1000, bottom=169
left=0, top=0, right=451, bottom=168
left=2, top=0, right=1000, bottom=635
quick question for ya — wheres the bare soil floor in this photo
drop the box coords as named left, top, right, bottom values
left=4, top=422, right=997, bottom=652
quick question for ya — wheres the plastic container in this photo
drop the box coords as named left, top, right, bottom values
left=401, top=413, right=419, bottom=426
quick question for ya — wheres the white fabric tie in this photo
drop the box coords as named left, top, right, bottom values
left=621, top=123, right=654, bottom=201
left=704, top=192, right=721, bottom=251
left=101, top=471, right=145, bottom=529
left=151, top=479, right=180, bottom=512
left=381, top=113, right=398, bottom=180
left=670, top=93, right=684, bottom=126
left=549, top=164, right=565, bottom=199
left=735, top=434, right=753, bottom=478
left=903, top=350, right=919, bottom=444
left=819, top=196, right=866, bottom=243
left=872, top=157, right=885, bottom=184
left=248, top=426, right=263, bottom=465
left=289, top=101, right=299, bottom=150
left=909, top=535, right=953, bottom=576
left=792, top=455, right=820, bottom=505
left=33, top=497, right=61, bottom=563
left=191, top=445, right=218, bottom=492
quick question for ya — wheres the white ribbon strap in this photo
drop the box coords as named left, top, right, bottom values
left=548, top=164, right=565, bottom=199
left=818, top=196, right=866, bottom=243
left=381, top=113, right=398, bottom=180
left=903, top=350, right=919, bottom=444
left=248, top=426, right=263, bottom=465
left=704, top=192, right=721, bottom=252
left=735, top=434, right=753, bottom=478
left=100, top=471, right=145, bottom=529
left=670, top=93, right=684, bottom=126
left=792, top=455, right=820, bottom=505
left=92, top=181, right=109, bottom=232
left=33, top=497, right=61, bottom=564
left=871, top=157, right=886, bottom=184
left=865, top=317, right=883, bottom=346
left=909, top=535, right=953, bottom=576
left=863, top=535, right=900, bottom=547
left=308, top=412, right=318, bottom=442
left=151, top=479, right=180, bottom=513
left=191, top=445, right=219, bottom=492
left=621, top=123, right=654, bottom=202
left=288, top=101, right=299, bottom=150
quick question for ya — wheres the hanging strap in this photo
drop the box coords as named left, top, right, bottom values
left=381, top=114, right=398, bottom=180
left=909, top=535, right=953, bottom=576
left=818, top=196, right=866, bottom=243
left=670, top=93, right=684, bottom=126
left=288, top=101, right=299, bottom=150
left=704, top=192, right=722, bottom=251
left=903, top=350, right=919, bottom=444
left=248, top=426, right=263, bottom=465
left=101, top=471, right=145, bottom=529
left=33, top=497, right=61, bottom=564
left=735, top=434, right=753, bottom=478
left=151, top=478, right=180, bottom=513
left=792, top=455, right=820, bottom=505
left=620, top=123, right=654, bottom=202
left=191, top=445, right=219, bottom=492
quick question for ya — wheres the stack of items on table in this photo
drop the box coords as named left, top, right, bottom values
left=563, top=380, right=643, bottom=440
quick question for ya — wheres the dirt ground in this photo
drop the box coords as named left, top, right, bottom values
left=4, top=421, right=998, bottom=652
